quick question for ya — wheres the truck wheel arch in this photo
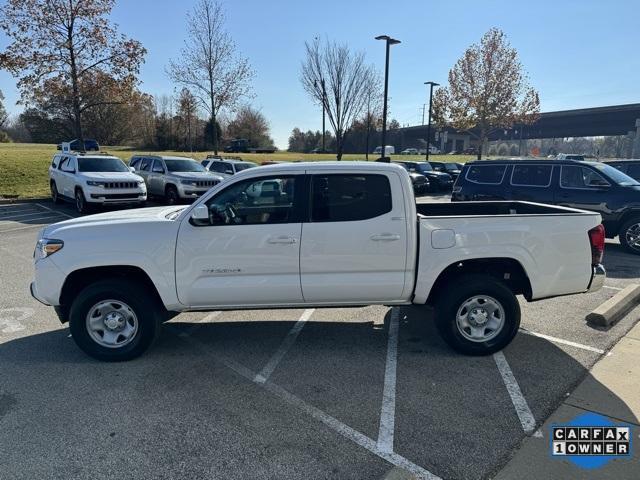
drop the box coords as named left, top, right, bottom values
left=58, top=266, right=167, bottom=323
left=425, top=257, right=533, bottom=305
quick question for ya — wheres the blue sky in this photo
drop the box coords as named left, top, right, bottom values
left=0, top=0, right=638, bottom=148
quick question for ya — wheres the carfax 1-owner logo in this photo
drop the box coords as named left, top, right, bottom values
left=551, top=412, right=633, bottom=469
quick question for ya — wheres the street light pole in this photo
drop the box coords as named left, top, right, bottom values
left=375, top=35, right=400, bottom=161
left=321, top=78, right=326, bottom=152
left=424, top=81, right=439, bottom=161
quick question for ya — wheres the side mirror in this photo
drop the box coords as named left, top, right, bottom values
left=191, top=204, right=209, bottom=223
left=129, top=166, right=135, bottom=172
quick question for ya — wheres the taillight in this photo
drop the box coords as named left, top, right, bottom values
left=588, top=224, right=605, bottom=265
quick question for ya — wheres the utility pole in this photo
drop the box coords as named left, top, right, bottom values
left=424, top=81, right=439, bottom=161
left=375, top=35, right=400, bottom=161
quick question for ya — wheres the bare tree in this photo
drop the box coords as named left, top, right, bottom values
left=167, top=0, right=253, bottom=154
left=0, top=90, right=8, bottom=129
left=301, top=38, right=377, bottom=160
left=176, top=88, right=199, bottom=152
left=432, top=28, right=540, bottom=159
left=0, top=0, right=146, bottom=145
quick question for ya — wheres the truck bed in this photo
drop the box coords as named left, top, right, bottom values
left=416, top=200, right=594, bottom=218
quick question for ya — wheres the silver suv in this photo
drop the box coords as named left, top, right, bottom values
left=130, top=155, right=224, bottom=204
left=201, top=157, right=258, bottom=177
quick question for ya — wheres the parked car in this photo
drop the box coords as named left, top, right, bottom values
left=418, top=146, right=441, bottom=155
left=452, top=159, right=640, bottom=254
left=395, top=160, right=453, bottom=191
left=401, top=148, right=419, bottom=155
left=604, top=160, right=640, bottom=182
left=374, top=145, right=395, bottom=156
left=557, top=153, right=585, bottom=160
left=310, top=148, right=331, bottom=154
left=394, top=162, right=429, bottom=193
left=201, top=157, right=258, bottom=177
left=224, top=138, right=276, bottom=153
left=57, top=139, right=100, bottom=152
left=49, top=152, right=146, bottom=214
left=31, top=161, right=605, bottom=361
left=429, top=161, right=463, bottom=181
left=130, top=155, right=223, bottom=205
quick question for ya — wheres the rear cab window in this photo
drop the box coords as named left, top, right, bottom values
left=311, top=174, right=392, bottom=222
left=465, top=164, right=507, bottom=184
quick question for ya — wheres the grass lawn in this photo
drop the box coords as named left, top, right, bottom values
left=0, top=143, right=476, bottom=199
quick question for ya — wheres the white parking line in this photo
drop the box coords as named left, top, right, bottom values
left=0, top=214, right=62, bottom=225
left=493, top=351, right=538, bottom=436
left=0, top=211, right=54, bottom=221
left=603, top=285, right=623, bottom=291
left=377, top=307, right=400, bottom=453
left=519, top=329, right=606, bottom=355
left=35, top=203, right=76, bottom=219
left=254, top=308, right=314, bottom=384
left=0, top=215, right=66, bottom=232
left=220, top=353, right=440, bottom=479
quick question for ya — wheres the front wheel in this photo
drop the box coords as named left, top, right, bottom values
left=75, top=188, right=90, bottom=214
left=69, top=279, right=161, bottom=361
left=619, top=218, right=640, bottom=255
left=50, top=181, right=61, bottom=204
left=165, top=185, right=179, bottom=205
left=434, top=274, right=520, bottom=355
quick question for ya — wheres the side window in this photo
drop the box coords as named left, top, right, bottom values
left=51, top=156, right=60, bottom=168
left=511, top=165, right=553, bottom=187
left=60, top=157, right=75, bottom=172
left=130, top=158, right=140, bottom=169
left=202, top=175, right=298, bottom=225
left=465, top=165, right=507, bottom=184
left=561, top=166, right=609, bottom=188
left=140, top=158, right=151, bottom=171
left=152, top=160, right=165, bottom=173
left=211, top=162, right=226, bottom=173
left=311, top=174, right=392, bottom=222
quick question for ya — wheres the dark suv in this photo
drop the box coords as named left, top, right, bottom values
left=452, top=159, right=640, bottom=254
left=395, top=161, right=453, bottom=191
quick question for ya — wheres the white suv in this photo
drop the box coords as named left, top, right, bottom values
left=49, top=152, right=147, bottom=213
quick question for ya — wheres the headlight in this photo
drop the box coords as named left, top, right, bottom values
left=180, top=179, right=197, bottom=185
left=36, top=238, right=64, bottom=258
left=86, top=181, right=105, bottom=187
left=137, top=180, right=145, bottom=185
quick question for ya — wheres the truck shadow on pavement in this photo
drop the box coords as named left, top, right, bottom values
left=0, top=308, right=637, bottom=480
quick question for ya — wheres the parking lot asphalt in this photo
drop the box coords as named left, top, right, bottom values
left=1, top=198, right=639, bottom=480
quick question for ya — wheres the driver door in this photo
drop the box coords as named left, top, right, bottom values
left=175, top=171, right=305, bottom=307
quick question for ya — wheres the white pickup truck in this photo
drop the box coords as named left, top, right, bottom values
left=31, top=162, right=606, bottom=361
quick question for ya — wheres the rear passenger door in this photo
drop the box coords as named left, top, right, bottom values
left=300, top=172, right=407, bottom=303
left=463, top=164, right=509, bottom=200
left=148, top=159, right=166, bottom=195
left=508, top=164, right=555, bottom=203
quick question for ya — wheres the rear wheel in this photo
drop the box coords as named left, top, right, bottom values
left=69, top=279, right=161, bottom=361
left=50, top=181, right=61, bottom=204
left=165, top=185, right=179, bottom=205
left=619, top=217, right=640, bottom=255
left=434, top=274, right=520, bottom=355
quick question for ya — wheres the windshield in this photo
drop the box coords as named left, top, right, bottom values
left=235, top=162, right=257, bottom=172
left=165, top=159, right=206, bottom=172
left=594, top=163, right=640, bottom=186
left=416, top=163, right=433, bottom=173
left=77, top=157, right=129, bottom=172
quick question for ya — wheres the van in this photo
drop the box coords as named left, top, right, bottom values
left=373, top=145, right=395, bottom=156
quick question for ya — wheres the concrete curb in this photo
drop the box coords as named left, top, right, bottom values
left=586, top=284, right=640, bottom=327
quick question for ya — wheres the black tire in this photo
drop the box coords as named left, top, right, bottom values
left=165, top=185, right=179, bottom=205
left=619, top=217, right=640, bottom=255
left=69, top=279, right=161, bottom=361
left=434, top=274, right=520, bottom=355
left=50, top=181, right=61, bottom=204
left=75, top=188, right=90, bottom=214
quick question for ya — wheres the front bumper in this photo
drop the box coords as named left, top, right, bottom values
left=87, top=187, right=147, bottom=204
left=587, top=264, right=606, bottom=292
left=177, top=185, right=215, bottom=199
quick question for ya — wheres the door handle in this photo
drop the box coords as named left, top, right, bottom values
left=267, top=236, right=297, bottom=244
left=370, top=233, right=401, bottom=241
